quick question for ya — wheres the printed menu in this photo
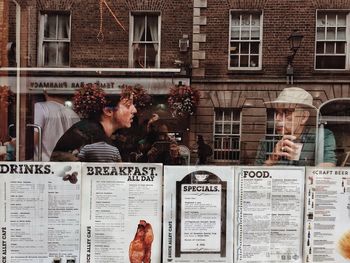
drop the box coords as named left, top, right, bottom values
left=79, top=163, right=162, bottom=263
left=304, top=168, right=350, bottom=263
left=235, top=167, right=305, bottom=263
left=0, top=162, right=81, bottom=263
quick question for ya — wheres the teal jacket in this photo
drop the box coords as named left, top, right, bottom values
left=255, top=128, right=336, bottom=166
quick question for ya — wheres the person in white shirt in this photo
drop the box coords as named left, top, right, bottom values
left=34, top=91, right=80, bottom=161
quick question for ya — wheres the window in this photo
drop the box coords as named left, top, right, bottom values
left=315, top=11, right=349, bottom=70
left=213, top=109, right=241, bottom=162
left=229, top=11, right=262, bottom=69
left=38, top=12, right=70, bottom=67
left=264, top=108, right=279, bottom=158
left=130, top=13, right=160, bottom=68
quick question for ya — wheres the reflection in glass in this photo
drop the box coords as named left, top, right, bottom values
left=43, top=42, right=57, bottom=66
left=336, top=42, right=345, bottom=54
left=241, top=27, right=250, bottom=40
left=326, top=27, right=335, bottom=40
left=250, top=56, right=258, bottom=67
left=241, top=43, right=249, bottom=54
left=317, top=27, right=325, bottom=40
left=326, top=42, right=335, bottom=54
left=316, top=55, right=346, bottom=69
left=316, top=42, right=324, bottom=54
left=251, top=27, right=260, bottom=40
left=231, top=28, right=240, bottom=40
left=240, top=55, right=248, bottom=67
left=337, top=27, right=346, bottom=40
left=317, top=13, right=326, bottom=26
left=327, top=14, right=336, bottom=26
left=44, top=15, right=56, bottom=39
left=58, top=15, right=70, bottom=39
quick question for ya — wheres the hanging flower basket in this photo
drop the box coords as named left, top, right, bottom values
left=0, top=86, right=14, bottom=106
left=119, top=84, right=152, bottom=109
left=73, top=84, right=107, bottom=118
left=167, top=84, right=200, bottom=117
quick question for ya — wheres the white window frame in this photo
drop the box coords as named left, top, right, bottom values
left=228, top=10, right=263, bottom=70
left=213, top=108, right=241, bottom=162
left=38, top=12, right=71, bottom=67
left=314, top=10, right=350, bottom=70
left=129, top=12, right=161, bottom=68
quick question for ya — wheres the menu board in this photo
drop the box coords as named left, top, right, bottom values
left=234, top=167, right=305, bottom=263
left=0, top=162, right=81, bottom=263
left=163, top=166, right=234, bottom=263
left=79, top=163, right=162, bottom=263
left=304, top=168, right=350, bottom=263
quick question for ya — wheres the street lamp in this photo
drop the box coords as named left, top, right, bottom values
left=286, top=30, right=304, bottom=84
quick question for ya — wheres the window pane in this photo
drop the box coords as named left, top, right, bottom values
left=43, top=42, right=57, bottom=66
left=250, top=42, right=259, bottom=54
left=317, top=13, right=326, bottom=26
left=251, top=27, right=260, bottom=40
left=133, top=16, right=145, bottom=41
left=316, top=55, right=346, bottom=69
left=241, top=27, right=250, bottom=40
left=57, top=42, right=69, bottom=66
left=326, top=27, right=335, bottom=40
left=145, top=43, right=157, bottom=68
left=231, top=14, right=240, bottom=26
left=326, top=42, right=335, bottom=54
left=230, top=55, right=239, bottom=67
left=337, top=27, right=346, bottom=40
left=327, top=14, right=336, bottom=26
left=215, top=110, right=223, bottom=121
left=224, top=124, right=231, bottom=133
left=241, top=14, right=250, bottom=26
left=240, top=55, right=248, bottom=67
left=241, top=42, right=249, bottom=54
left=317, top=27, right=325, bottom=40
left=232, top=125, right=239, bottom=134
left=57, top=15, right=70, bottom=39
left=316, top=42, right=324, bottom=53
left=146, top=16, right=158, bottom=41
left=251, top=14, right=260, bottom=26
left=224, top=110, right=231, bottom=121
left=44, top=15, right=56, bottom=39
left=337, top=14, right=346, bottom=26
left=336, top=42, right=345, bottom=54
left=230, top=42, right=239, bottom=54
left=250, top=56, right=259, bottom=67
left=231, top=27, right=240, bottom=40
left=133, top=43, right=145, bottom=68
left=215, top=124, right=222, bottom=133
left=223, top=137, right=230, bottom=148
left=232, top=111, right=240, bottom=120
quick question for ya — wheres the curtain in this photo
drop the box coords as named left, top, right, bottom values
left=57, top=15, right=70, bottom=66
left=133, top=16, right=145, bottom=67
left=148, top=16, right=159, bottom=66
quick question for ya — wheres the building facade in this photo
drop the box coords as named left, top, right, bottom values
left=1, top=0, right=350, bottom=165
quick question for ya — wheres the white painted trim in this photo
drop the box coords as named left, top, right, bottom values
left=0, top=67, right=181, bottom=73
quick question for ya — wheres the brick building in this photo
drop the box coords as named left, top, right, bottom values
left=1, top=0, right=350, bottom=164
left=191, top=0, right=350, bottom=165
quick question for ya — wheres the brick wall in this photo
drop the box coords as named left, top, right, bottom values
left=199, top=0, right=350, bottom=81
left=24, top=0, right=193, bottom=68
left=0, top=0, right=9, bottom=67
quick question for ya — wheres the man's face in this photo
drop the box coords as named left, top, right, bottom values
left=113, top=98, right=137, bottom=128
left=274, top=108, right=308, bottom=135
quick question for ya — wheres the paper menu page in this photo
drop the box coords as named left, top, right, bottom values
left=235, top=167, right=305, bottom=263
left=304, top=168, right=350, bottom=263
left=0, top=162, right=81, bottom=263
